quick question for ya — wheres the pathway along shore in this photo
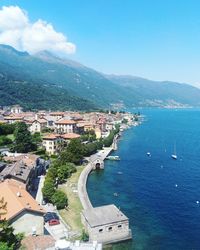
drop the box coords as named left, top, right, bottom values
left=78, top=147, right=113, bottom=210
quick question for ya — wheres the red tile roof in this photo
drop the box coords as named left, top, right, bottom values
left=0, top=179, right=45, bottom=221
left=55, top=119, right=76, bottom=125
left=61, top=133, right=80, bottom=139
left=42, top=134, right=60, bottom=140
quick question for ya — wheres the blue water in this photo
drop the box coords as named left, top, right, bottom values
left=87, top=109, right=200, bottom=250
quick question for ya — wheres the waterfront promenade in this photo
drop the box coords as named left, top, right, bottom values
left=78, top=147, right=113, bottom=210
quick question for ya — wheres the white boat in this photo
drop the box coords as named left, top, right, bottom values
left=106, top=155, right=120, bottom=161
left=171, top=142, right=177, bottom=160
left=147, top=152, right=151, bottom=156
left=171, top=154, right=177, bottom=160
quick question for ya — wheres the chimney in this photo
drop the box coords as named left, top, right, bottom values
left=17, top=191, right=21, bottom=197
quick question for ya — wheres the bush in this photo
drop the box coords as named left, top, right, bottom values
left=81, top=229, right=89, bottom=242
left=51, top=190, right=68, bottom=209
left=0, top=136, right=12, bottom=146
left=0, top=123, right=15, bottom=136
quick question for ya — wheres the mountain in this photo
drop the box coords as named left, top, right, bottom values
left=0, top=44, right=200, bottom=110
left=106, top=75, right=200, bottom=107
left=0, top=45, right=97, bottom=111
left=0, top=45, right=135, bottom=109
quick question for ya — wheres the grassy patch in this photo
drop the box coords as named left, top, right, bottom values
left=7, top=134, right=14, bottom=141
left=59, top=165, right=84, bottom=233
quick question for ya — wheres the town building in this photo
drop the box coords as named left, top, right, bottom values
left=0, top=154, right=46, bottom=189
left=0, top=179, right=45, bottom=236
left=42, top=134, right=62, bottom=155
left=55, top=119, right=77, bottom=134
left=61, top=133, right=80, bottom=142
left=10, top=105, right=23, bottom=114
left=49, top=112, right=65, bottom=120
left=4, top=114, right=25, bottom=124
left=29, top=118, right=47, bottom=133
left=89, top=155, right=104, bottom=169
left=42, top=133, right=81, bottom=155
left=55, top=239, right=102, bottom=250
left=81, top=204, right=132, bottom=244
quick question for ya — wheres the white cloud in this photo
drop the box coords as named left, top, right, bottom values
left=0, top=5, right=76, bottom=55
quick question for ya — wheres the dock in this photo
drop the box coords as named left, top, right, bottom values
left=77, top=147, right=132, bottom=244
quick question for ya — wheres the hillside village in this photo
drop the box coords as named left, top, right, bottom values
left=0, top=104, right=138, bottom=250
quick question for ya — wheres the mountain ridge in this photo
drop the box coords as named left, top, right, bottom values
left=0, top=44, right=200, bottom=110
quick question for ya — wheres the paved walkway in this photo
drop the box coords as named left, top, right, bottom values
left=35, top=175, right=45, bottom=205
left=78, top=147, right=113, bottom=210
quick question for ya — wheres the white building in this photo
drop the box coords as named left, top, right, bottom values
left=29, top=119, right=47, bottom=133
left=55, top=240, right=102, bottom=250
left=42, top=134, right=62, bottom=155
left=11, top=105, right=23, bottom=114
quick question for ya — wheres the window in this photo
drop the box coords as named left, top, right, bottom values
left=118, top=225, right=122, bottom=229
left=108, top=227, right=112, bottom=231
left=99, top=229, right=103, bottom=233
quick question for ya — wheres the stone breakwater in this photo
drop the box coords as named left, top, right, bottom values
left=78, top=147, right=113, bottom=210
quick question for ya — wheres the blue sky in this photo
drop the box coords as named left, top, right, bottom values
left=0, top=0, right=200, bottom=86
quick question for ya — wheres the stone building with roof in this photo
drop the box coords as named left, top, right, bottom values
left=0, top=179, right=45, bottom=236
left=81, top=204, right=132, bottom=244
left=89, top=155, right=104, bottom=170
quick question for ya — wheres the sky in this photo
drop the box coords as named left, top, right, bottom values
left=0, top=0, right=200, bottom=86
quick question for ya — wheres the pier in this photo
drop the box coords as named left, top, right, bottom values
left=78, top=147, right=113, bottom=210
left=78, top=146, right=132, bottom=244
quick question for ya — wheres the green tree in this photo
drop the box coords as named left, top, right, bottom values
left=60, top=139, right=84, bottom=165
left=0, top=124, right=15, bottom=136
left=51, top=190, right=68, bottom=209
left=57, top=163, right=76, bottom=184
left=0, top=136, right=12, bottom=146
left=12, top=122, right=37, bottom=153
left=32, top=132, right=42, bottom=144
left=0, top=242, right=13, bottom=250
left=42, top=179, right=55, bottom=202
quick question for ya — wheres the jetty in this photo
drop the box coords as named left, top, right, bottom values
left=78, top=146, right=132, bottom=245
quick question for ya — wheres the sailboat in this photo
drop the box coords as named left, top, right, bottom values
left=171, top=142, right=177, bottom=160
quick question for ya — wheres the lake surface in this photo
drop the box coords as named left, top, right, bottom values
left=87, top=109, right=200, bottom=250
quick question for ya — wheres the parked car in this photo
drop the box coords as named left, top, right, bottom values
left=48, top=219, right=60, bottom=226
left=44, top=212, right=59, bottom=223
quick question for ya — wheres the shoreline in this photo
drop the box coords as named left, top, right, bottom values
left=78, top=120, right=140, bottom=212
left=77, top=118, right=140, bottom=244
left=78, top=147, right=113, bottom=210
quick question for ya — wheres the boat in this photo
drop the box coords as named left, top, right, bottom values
left=147, top=152, right=151, bottom=156
left=106, top=155, right=120, bottom=161
left=171, top=142, right=177, bottom=160
left=171, top=154, right=177, bottom=160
